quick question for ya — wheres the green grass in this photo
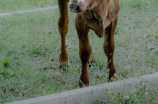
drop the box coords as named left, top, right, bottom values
left=97, top=81, right=158, bottom=104
left=0, top=0, right=158, bottom=103
left=0, top=0, right=57, bottom=13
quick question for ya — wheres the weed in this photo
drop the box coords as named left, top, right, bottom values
left=1, top=59, right=9, bottom=68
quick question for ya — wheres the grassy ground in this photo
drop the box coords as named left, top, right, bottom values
left=0, top=0, right=158, bottom=103
left=0, top=0, right=57, bottom=13
left=97, top=81, right=158, bottom=104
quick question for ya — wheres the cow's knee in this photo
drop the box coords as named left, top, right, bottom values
left=58, top=17, right=69, bottom=35
left=80, top=49, right=92, bottom=63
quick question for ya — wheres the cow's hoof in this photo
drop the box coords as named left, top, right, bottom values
left=111, top=74, right=117, bottom=81
left=59, top=60, right=68, bottom=68
left=79, top=76, right=89, bottom=88
left=79, top=81, right=89, bottom=88
left=58, top=67, right=68, bottom=73
left=58, top=63, right=68, bottom=72
left=59, top=67, right=68, bottom=72
left=109, top=74, right=117, bottom=82
left=89, top=55, right=96, bottom=67
left=88, top=61, right=97, bottom=67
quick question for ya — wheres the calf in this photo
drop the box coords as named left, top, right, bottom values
left=58, top=0, right=120, bottom=88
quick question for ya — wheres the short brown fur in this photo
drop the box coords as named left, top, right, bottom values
left=58, top=0, right=120, bottom=88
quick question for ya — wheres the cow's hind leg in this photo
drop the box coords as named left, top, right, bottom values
left=88, top=54, right=96, bottom=67
left=58, top=0, right=69, bottom=69
left=103, top=17, right=118, bottom=82
left=75, top=14, right=91, bottom=88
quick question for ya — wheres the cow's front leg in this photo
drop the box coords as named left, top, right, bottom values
left=104, top=17, right=118, bottom=82
left=75, top=14, right=91, bottom=88
left=58, top=0, right=69, bottom=69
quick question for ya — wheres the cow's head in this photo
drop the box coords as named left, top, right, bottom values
left=69, top=0, right=99, bottom=13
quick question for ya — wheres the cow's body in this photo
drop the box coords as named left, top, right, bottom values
left=58, top=0, right=120, bottom=88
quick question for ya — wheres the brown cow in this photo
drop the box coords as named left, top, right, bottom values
left=58, top=0, right=120, bottom=88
